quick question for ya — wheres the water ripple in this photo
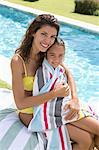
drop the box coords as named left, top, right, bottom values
left=0, top=5, right=99, bottom=108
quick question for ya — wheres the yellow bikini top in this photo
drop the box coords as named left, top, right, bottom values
left=16, top=54, right=34, bottom=91
left=16, top=54, right=34, bottom=114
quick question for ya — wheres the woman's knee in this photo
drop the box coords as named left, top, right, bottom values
left=67, top=124, right=93, bottom=149
left=94, top=136, right=99, bottom=149
left=79, top=134, right=93, bottom=149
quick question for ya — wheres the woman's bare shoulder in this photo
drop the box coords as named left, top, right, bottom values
left=10, top=54, right=23, bottom=73
left=11, top=54, right=20, bottom=64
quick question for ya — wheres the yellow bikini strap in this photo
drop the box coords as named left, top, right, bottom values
left=16, top=54, right=27, bottom=76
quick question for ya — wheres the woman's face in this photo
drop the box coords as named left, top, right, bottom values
left=32, top=25, right=57, bottom=54
left=47, top=43, right=65, bottom=69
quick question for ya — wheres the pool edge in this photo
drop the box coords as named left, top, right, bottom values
left=0, top=0, right=99, bottom=34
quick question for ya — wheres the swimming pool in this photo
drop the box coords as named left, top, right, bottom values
left=0, top=5, right=99, bottom=110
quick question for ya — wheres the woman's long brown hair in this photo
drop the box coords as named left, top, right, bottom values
left=15, top=14, right=60, bottom=65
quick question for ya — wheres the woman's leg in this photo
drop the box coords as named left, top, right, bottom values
left=67, top=124, right=93, bottom=150
left=89, top=140, right=95, bottom=150
left=71, top=117, right=99, bottom=136
left=94, top=136, right=99, bottom=150
left=70, top=117, right=99, bottom=149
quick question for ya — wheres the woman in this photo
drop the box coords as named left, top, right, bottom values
left=0, top=14, right=93, bottom=149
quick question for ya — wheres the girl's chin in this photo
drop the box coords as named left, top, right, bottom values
left=52, top=66, right=57, bottom=69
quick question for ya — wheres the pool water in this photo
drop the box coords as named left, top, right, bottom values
left=0, top=5, right=99, bottom=110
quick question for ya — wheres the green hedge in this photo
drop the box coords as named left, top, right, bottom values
left=0, top=80, right=11, bottom=89
left=74, top=0, right=99, bottom=16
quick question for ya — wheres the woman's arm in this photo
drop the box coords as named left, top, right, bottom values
left=65, top=66, right=78, bottom=100
left=61, top=63, right=80, bottom=120
left=61, top=63, right=78, bottom=100
left=11, top=56, right=68, bottom=110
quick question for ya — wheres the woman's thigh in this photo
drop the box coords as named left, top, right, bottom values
left=66, top=123, right=93, bottom=145
left=70, top=117, right=99, bottom=135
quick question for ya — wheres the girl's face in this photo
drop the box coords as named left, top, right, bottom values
left=32, top=25, right=57, bottom=54
left=47, top=43, right=65, bottom=69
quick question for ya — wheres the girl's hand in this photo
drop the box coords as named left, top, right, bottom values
left=54, top=84, right=70, bottom=98
left=64, top=98, right=80, bottom=120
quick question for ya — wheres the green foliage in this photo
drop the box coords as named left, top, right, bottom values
left=3, top=0, right=99, bottom=26
left=74, top=0, right=99, bottom=16
left=0, top=80, right=11, bottom=89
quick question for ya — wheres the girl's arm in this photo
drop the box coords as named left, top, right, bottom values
left=11, top=56, right=68, bottom=110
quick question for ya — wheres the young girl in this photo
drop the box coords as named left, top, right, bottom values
left=28, top=38, right=99, bottom=150
left=47, top=38, right=99, bottom=150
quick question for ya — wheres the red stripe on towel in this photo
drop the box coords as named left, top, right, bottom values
left=44, top=77, right=58, bottom=129
left=44, top=102, right=48, bottom=129
left=60, top=68, right=63, bottom=73
left=50, top=73, right=52, bottom=79
left=50, top=78, right=58, bottom=90
left=59, top=127, right=65, bottom=150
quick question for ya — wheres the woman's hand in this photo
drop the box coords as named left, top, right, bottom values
left=54, top=83, right=70, bottom=98
left=64, top=98, right=80, bottom=120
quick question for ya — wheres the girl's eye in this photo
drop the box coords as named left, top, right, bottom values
left=50, top=54, right=55, bottom=57
left=60, top=55, right=64, bottom=58
left=60, top=55, right=63, bottom=57
left=59, top=55, right=64, bottom=60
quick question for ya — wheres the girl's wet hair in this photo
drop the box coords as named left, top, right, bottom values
left=55, top=37, right=65, bottom=47
left=47, top=37, right=65, bottom=51
left=15, top=14, right=60, bottom=63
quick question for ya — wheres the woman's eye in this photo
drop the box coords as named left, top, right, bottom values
left=51, top=36, right=56, bottom=39
left=41, top=33, right=47, bottom=36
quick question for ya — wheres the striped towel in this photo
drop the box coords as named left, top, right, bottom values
left=29, top=59, right=98, bottom=131
left=0, top=108, right=47, bottom=150
left=28, top=58, right=72, bottom=150
left=28, top=58, right=98, bottom=149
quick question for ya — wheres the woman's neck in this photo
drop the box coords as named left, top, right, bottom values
left=30, top=49, right=39, bottom=61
